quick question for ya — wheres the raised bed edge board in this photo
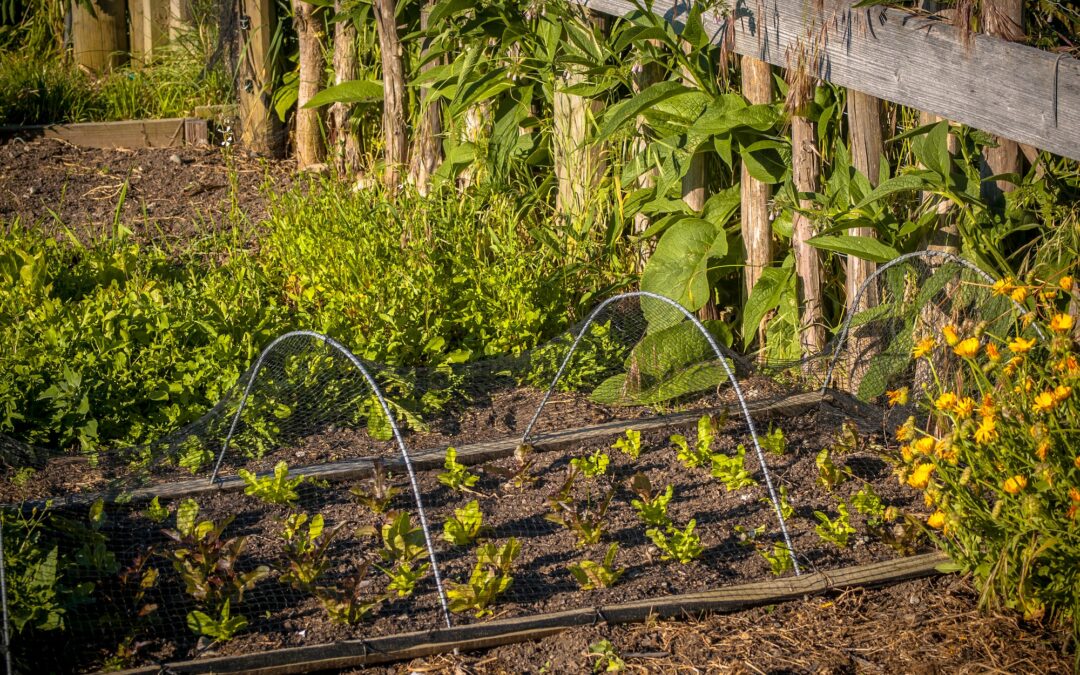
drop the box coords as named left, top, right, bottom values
left=57, top=390, right=831, bottom=507
left=110, top=551, right=948, bottom=675
left=0, top=118, right=208, bottom=149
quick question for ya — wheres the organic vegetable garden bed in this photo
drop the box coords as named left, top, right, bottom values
left=15, top=395, right=928, bottom=673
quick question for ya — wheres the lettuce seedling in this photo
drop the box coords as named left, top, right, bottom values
left=647, top=519, right=704, bottom=564
left=315, top=561, right=383, bottom=624
left=350, top=460, right=401, bottom=514
left=375, top=512, right=430, bottom=597
left=443, top=500, right=485, bottom=546
left=710, top=444, right=757, bottom=491
left=238, top=461, right=306, bottom=506
left=545, top=468, right=615, bottom=547
left=278, top=512, right=341, bottom=590
left=612, top=429, right=642, bottom=460
left=568, top=543, right=624, bottom=590
left=571, top=449, right=609, bottom=479
left=484, top=443, right=537, bottom=490
left=628, top=472, right=672, bottom=528
left=814, top=503, right=856, bottom=548
left=446, top=539, right=520, bottom=617
left=670, top=414, right=718, bottom=469
left=438, top=447, right=479, bottom=493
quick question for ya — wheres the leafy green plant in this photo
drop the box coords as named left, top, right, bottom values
left=438, top=447, right=480, bottom=493
left=278, top=512, right=340, bottom=591
left=446, top=539, right=520, bottom=617
left=851, top=485, right=887, bottom=528
left=734, top=523, right=766, bottom=547
left=761, top=486, right=795, bottom=520
left=314, top=561, right=383, bottom=625
left=760, top=542, right=794, bottom=576
left=815, top=448, right=849, bottom=491
left=628, top=472, right=672, bottom=528
left=161, top=499, right=268, bottom=641
left=545, top=468, right=615, bottom=547
left=814, top=503, right=857, bottom=549
left=647, top=520, right=704, bottom=564
left=587, top=638, right=626, bottom=672
left=612, top=429, right=642, bottom=460
left=443, top=500, right=485, bottom=546
left=710, top=444, right=757, bottom=491
left=760, top=426, right=786, bottom=456
left=571, top=449, right=610, bottom=479
left=238, top=461, right=306, bottom=506
left=143, top=496, right=169, bottom=524
left=670, top=414, right=717, bottom=469
left=350, top=460, right=401, bottom=514
left=373, top=512, right=430, bottom=597
left=484, top=443, right=538, bottom=490
left=568, top=543, right=625, bottom=590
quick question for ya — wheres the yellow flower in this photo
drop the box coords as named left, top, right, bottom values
left=935, top=392, right=957, bottom=412
left=1050, top=313, right=1075, bottom=334
left=1009, top=336, right=1036, bottom=354
left=1056, top=355, right=1079, bottom=374
left=927, top=510, right=946, bottom=529
left=954, top=397, right=976, bottom=419
left=953, top=337, right=980, bottom=359
left=913, top=437, right=936, bottom=456
left=1036, top=438, right=1051, bottom=461
left=1054, top=385, right=1072, bottom=403
left=942, top=325, right=960, bottom=347
left=896, top=416, right=915, bottom=442
left=1075, top=455, right=1080, bottom=471
left=985, top=343, right=1002, bottom=363
left=1003, top=475, right=1027, bottom=495
left=886, top=387, right=909, bottom=407
left=913, top=337, right=937, bottom=358
left=1061, top=276, right=1074, bottom=292
left=1070, top=487, right=1080, bottom=503
left=992, top=278, right=1014, bottom=296
left=907, top=463, right=935, bottom=490
left=1033, top=391, right=1057, bottom=414
left=1011, top=287, right=1029, bottom=303
left=900, top=444, right=913, bottom=462
left=979, top=394, right=996, bottom=419
left=1004, top=355, right=1024, bottom=377
left=974, top=416, right=998, bottom=445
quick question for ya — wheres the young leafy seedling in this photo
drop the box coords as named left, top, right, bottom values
left=446, top=538, right=520, bottom=617
left=760, top=542, right=794, bottom=576
left=545, top=467, right=615, bottom=547
left=760, top=426, right=786, bottom=456
left=186, top=599, right=248, bottom=642
left=350, top=460, right=401, bottom=514
left=438, top=447, right=479, bottom=493
left=278, top=512, right=341, bottom=591
left=314, top=561, right=383, bottom=625
left=814, top=503, right=856, bottom=548
left=669, top=414, right=717, bottom=469
left=375, top=512, right=430, bottom=597
left=569, top=543, right=624, bottom=590
left=612, top=429, right=642, bottom=460
left=647, top=520, right=704, bottom=564
left=760, top=485, right=795, bottom=520
left=483, top=443, right=537, bottom=490
left=443, top=500, right=485, bottom=546
left=571, top=449, right=610, bottom=479
left=710, top=444, right=757, bottom=491
left=628, top=473, right=672, bottom=528
left=734, top=523, right=766, bottom=547
left=851, top=485, right=886, bottom=527
left=816, top=448, right=849, bottom=491
left=143, top=496, right=169, bottom=524
left=238, top=461, right=306, bottom=506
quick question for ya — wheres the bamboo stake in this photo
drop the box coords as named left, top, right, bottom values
left=631, top=48, right=662, bottom=272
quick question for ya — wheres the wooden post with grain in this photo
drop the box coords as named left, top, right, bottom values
left=374, top=0, right=409, bottom=189
left=330, top=0, right=362, bottom=176
left=293, top=0, right=326, bottom=169
left=740, top=54, right=773, bottom=350
left=72, top=0, right=129, bottom=72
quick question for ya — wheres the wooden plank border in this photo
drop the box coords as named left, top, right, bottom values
left=0, top=118, right=201, bottom=149
left=113, top=551, right=947, bottom=675
left=577, top=0, right=1080, bottom=162
left=95, top=390, right=827, bottom=505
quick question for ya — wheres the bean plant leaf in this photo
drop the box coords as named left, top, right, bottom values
left=302, top=80, right=384, bottom=109
left=742, top=266, right=793, bottom=348
left=595, top=81, right=693, bottom=142
left=806, top=235, right=899, bottom=263
left=641, top=218, right=727, bottom=329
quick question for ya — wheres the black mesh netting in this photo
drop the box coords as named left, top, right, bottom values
left=0, top=252, right=1038, bottom=673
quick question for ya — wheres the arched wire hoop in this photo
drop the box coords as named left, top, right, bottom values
left=519, top=291, right=801, bottom=576
left=820, top=250, right=1046, bottom=395
left=207, top=330, right=453, bottom=629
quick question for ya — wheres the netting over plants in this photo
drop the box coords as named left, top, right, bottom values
left=0, top=252, right=1038, bottom=673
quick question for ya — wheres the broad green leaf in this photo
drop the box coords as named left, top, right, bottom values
left=853, top=172, right=932, bottom=210
left=595, top=81, right=691, bottom=142
left=302, top=80, right=383, bottom=108
left=806, top=235, right=899, bottom=263
left=742, top=267, right=793, bottom=347
left=641, top=218, right=726, bottom=329
left=739, top=140, right=788, bottom=184
left=428, top=0, right=473, bottom=24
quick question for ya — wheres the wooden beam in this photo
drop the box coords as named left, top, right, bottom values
left=577, top=0, right=1080, bottom=162
left=53, top=391, right=827, bottom=507
left=113, top=552, right=947, bottom=675
left=0, top=118, right=197, bottom=149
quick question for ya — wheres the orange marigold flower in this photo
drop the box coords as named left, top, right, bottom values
left=942, top=325, right=960, bottom=347
left=913, top=337, right=937, bottom=359
left=1050, top=314, right=1075, bottom=334
left=1033, top=391, right=1057, bottom=414
left=985, top=343, right=1002, bottom=362
left=1004, top=355, right=1024, bottom=376
left=887, top=388, right=909, bottom=407
left=935, top=392, right=957, bottom=412
left=953, top=337, right=980, bottom=359
left=1062, top=276, right=1074, bottom=292
left=907, top=463, right=935, bottom=490
left=1075, top=455, right=1080, bottom=470
left=954, top=397, right=976, bottom=420
left=974, top=416, right=998, bottom=445
left=1054, top=385, right=1072, bottom=403
left=1057, top=355, right=1080, bottom=374
left=979, top=394, right=996, bottom=419
left=1009, top=336, right=1036, bottom=354
left=1003, top=475, right=1027, bottom=495
left=1036, top=438, right=1051, bottom=461
left=927, top=510, right=947, bottom=529
left=1011, top=287, right=1029, bottom=303
left=1069, top=487, right=1080, bottom=503
left=992, top=278, right=1014, bottom=296
left=900, top=444, right=914, bottom=462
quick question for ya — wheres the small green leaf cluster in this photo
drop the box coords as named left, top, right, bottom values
left=647, top=520, right=704, bottom=564
left=710, top=444, right=757, bottom=491
left=760, top=542, right=794, bottom=576
left=669, top=414, right=717, bottom=469
left=814, top=503, right=857, bottom=549
left=238, top=461, right=307, bottom=506
left=375, top=512, right=430, bottom=597
left=628, top=472, right=672, bottom=528
left=612, top=429, right=642, bottom=460
left=545, top=468, right=615, bottom=547
left=313, top=562, right=382, bottom=625
left=569, top=543, right=625, bottom=590
left=350, top=461, right=401, bottom=514
left=760, top=426, right=786, bottom=456
left=143, top=496, right=170, bottom=524
left=443, top=500, right=485, bottom=546
left=851, top=485, right=886, bottom=527
left=278, top=512, right=340, bottom=591
left=571, top=449, right=610, bottom=479
left=438, top=447, right=479, bottom=492
left=447, top=539, right=520, bottom=617
left=816, top=448, right=850, bottom=491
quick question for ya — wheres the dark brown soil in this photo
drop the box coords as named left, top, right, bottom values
left=0, top=137, right=293, bottom=246
left=357, top=575, right=1073, bottom=674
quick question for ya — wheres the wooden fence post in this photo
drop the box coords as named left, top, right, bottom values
left=72, top=0, right=128, bottom=72
left=846, top=89, right=883, bottom=311
left=979, top=0, right=1024, bottom=205
left=238, top=0, right=284, bottom=156
left=128, top=0, right=169, bottom=65
left=374, top=0, right=408, bottom=189
left=293, top=0, right=325, bottom=169
left=329, top=0, right=361, bottom=176
left=554, top=14, right=605, bottom=222
left=740, top=54, right=773, bottom=350
left=631, top=47, right=662, bottom=272
left=408, top=0, right=443, bottom=194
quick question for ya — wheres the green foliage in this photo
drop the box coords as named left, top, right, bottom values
left=238, top=461, right=306, bottom=506
left=314, top=562, right=382, bottom=625
left=278, top=512, right=339, bottom=591
left=647, top=520, right=704, bottom=564
left=570, top=449, right=609, bottom=479
left=669, top=414, right=719, bottom=469
left=710, top=444, right=757, bottom=491
left=446, top=539, right=520, bottom=617
left=760, top=426, right=786, bottom=456
left=143, top=497, right=170, bottom=524
left=545, top=468, right=615, bottom=547
left=851, top=485, right=886, bottom=528
left=760, top=542, right=794, bottom=576
left=628, top=472, right=672, bottom=528
left=186, top=599, right=247, bottom=642
left=587, top=638, right=626, bottom=672
left=438, top=447, right=480, bottom=493
left=761, top=485, right=795, bottom=520
left=443, top=500, right=485, bottom=546
left=569, top=543, right=624, bottom=590
left=814, top=503, right=857, bottom=549
left=349, top=461, right=401, bottom=514
left=611, top=429, right=642, bottom=459
left=375, top=512, right=430, bottom=597
left=815, top=448, right=849, bottom=491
